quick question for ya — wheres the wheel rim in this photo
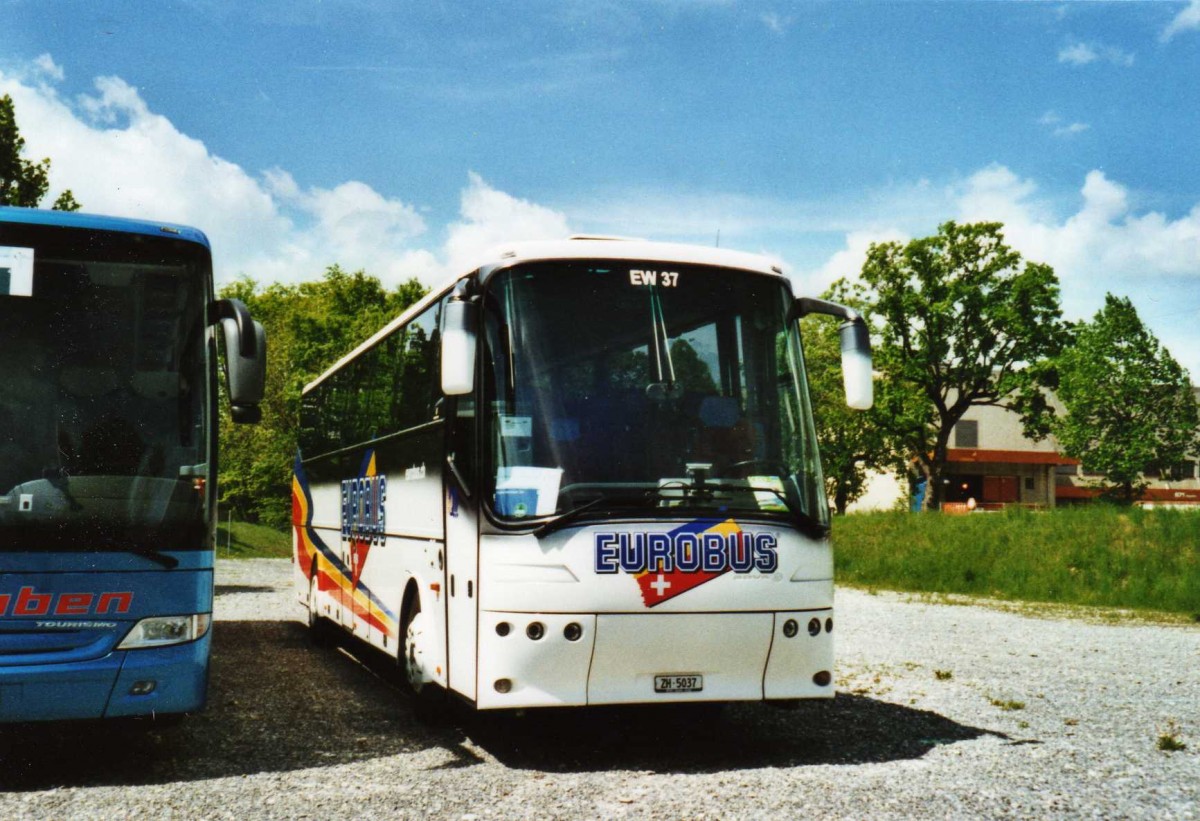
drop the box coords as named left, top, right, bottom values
left=307, top=573, right=319, bottom=628
left=404, top=610, right=428, bottom=692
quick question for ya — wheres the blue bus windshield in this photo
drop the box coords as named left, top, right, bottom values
left=0, top=223, right=212, bottom=552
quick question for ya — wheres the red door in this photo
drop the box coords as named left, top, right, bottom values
left=983, top=475, right=1019, bottom=504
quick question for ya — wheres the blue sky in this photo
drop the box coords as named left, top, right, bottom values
left=3, top=0, right=1200, bottom=373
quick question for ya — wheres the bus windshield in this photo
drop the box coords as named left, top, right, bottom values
left=482, top=261, right=828, bottom=532
left=0, top=226, right=211, bottom=553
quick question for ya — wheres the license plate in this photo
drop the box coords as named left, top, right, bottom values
left=654, top=674, right=703, bottom=693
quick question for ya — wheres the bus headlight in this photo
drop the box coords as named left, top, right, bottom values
left=117, top=614, right=212, bottom=649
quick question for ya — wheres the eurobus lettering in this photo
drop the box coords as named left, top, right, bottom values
left=593, top=531, right=778, bottom=574
left=294, top=236, right=871, bottom=709
left=0, top=206, right=265, bottom=723
left=341, top=474, right=387, bottom=543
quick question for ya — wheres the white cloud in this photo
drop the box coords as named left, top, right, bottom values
left=0, top=70, right=292, bottom=280
left=1058, top=42, right=1098, bottom=65
left=1161, top=0, right=1200, bottom=42
left=32, top=54, right=64, bottom=82
left=804, top=165, right=1200, bottom=376
left=3, top=58, right=1196, bottom=376
left=264, top=168, right=431, bottom=282
left=442, top=172, right=572, bottom=275
left=955, top=164, right=1042, bottom=225
left=1038, top=110, right=1090, bottom=138
left=760, top=12, right=793, bottom=35
left=955, top=167, right=1200, bottom=290
left=1055, top=122, right=1090, bottom=137
left=1057, top=40, right=1134, bottom=67
left=0, top=58, right=565, bottom=289
left=798, top=228, right=909, bottom=297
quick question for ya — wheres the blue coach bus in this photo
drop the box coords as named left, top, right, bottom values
left=0, top=207, right=265, bottom=722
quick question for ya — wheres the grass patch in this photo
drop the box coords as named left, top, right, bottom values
left=989, top=697, right=1026, bottom=712
left=214, top=520, right=292, bottom=559
left=833, top=507, right=1200, bottom=616
left=934, top=669, right=953, bottom=681
left=1157, top=720, right=1187, bottom=752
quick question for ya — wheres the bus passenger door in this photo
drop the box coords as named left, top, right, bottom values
left=444, top=395, right=479, bottom=702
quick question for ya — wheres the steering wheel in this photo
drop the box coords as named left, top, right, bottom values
left=717, top=459, right=789, bottom=479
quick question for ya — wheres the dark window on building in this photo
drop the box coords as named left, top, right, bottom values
left=954, top=419, right=979, bottom=448
left=1024, top=476, right=1035, bottom=491
left=1166, top=460, right=1196, bottom=481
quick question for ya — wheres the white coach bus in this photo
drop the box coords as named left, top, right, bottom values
left=292, top=237, right=872, bottom=709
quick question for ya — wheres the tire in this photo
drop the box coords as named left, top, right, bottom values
left=399, top=592, right=448, bottom=720
left=306, top=570, right=332, bottom=645
left=401, top=592, right=429, bottom=695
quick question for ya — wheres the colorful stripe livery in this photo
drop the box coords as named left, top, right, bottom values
left=293, top=452, right=398, bottom=637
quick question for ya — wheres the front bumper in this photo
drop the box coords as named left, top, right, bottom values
left=0, top=633, right=210, bottom=722
left=476, top=609, right=833, bottom=709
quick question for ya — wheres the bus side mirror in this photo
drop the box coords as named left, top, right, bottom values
left=838, top=319, right=873, bottom=410
left=211, top=298, right=266, bottom=424
left=792, top=296, right=874, bottom=411
left=441, top=296, right=476, bottom=396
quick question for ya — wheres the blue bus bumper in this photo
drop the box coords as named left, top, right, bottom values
left=0, top=633, right=210, bottom=722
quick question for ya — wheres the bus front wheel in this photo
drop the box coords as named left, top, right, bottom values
left=401, top=593, right=433, bottom=695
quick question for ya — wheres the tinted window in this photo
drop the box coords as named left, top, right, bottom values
left=300, top=298, right=444, bottom=459
left=954, top=420, right=979, bottom=449
left=0, top=224, right=211, bottom=552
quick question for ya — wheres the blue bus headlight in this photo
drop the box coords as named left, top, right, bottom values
left=117, top=614, right=212, bottom=649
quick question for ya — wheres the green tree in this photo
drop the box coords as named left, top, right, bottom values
left=217, top=266, right=428, bottom=527
left=858, top=221, right=1067, bottom=509
left=1053, top=294, right=1199, bottom=505
left=669, top=339, right=718, bottom=394
left=0, top=94, right=81, bottom=210
left=803, top=283, right=929, bottom=514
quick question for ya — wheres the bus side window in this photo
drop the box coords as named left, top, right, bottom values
left=399, top=300, right=441, bottom=429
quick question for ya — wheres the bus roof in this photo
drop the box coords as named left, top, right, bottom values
left=482, top=237, right=786, bottom=279
left=304, top=236, right=789, bottom=394
left=0, top=206, right=211, bottom=249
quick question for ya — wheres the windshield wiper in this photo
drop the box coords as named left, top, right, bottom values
left=532, top=490, right=670, bottom=539
left=533, top=483, right=828, bottom=541
left=645, top=285, right=680, bottom=399
left=687, top=482, right=830, bottom=540
left=94, top=541, right=181, bottom=569
left=129, top=546, right=180, bottom=569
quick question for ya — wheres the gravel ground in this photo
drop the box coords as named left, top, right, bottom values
left=1, top=558, right=1197, bottom=819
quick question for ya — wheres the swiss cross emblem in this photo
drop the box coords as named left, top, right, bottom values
left=594, top=519, right=778, bottom=607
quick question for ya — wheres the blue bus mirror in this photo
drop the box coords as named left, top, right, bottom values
left=211, top=299, right=266, bottom=424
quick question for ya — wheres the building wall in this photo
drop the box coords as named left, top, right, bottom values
left=845, top=469, right=906, bottom=513
left=947, top=389, right=1199, bottom=508
left=950, top=401, right=1063, bottom=454
left=843, top=388, right=1198, bottom=512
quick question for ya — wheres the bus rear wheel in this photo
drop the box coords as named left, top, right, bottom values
left=306, top=571, right=332, bottom=645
